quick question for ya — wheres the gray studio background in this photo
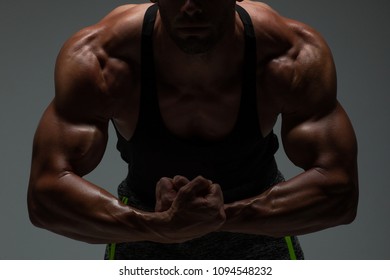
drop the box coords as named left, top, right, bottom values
left=1, top=0, right=388, bottom=259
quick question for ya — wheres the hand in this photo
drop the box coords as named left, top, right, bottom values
left=155, top=176, right=190, bottom=212
left=162, top=176, right=226, bottom=243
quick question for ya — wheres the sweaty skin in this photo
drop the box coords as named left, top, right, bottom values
left=28, top=0, right=358, bottom=244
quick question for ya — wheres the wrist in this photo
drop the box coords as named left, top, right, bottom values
left=221, top=198, right=263, bottom=233
left=141, top=210, right=178, bottom=243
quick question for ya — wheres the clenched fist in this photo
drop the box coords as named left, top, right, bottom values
left=155, top=176, right=226, bottom=243
left=155, top=175, right=190, bottom=212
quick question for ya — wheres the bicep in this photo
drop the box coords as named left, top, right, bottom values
left=32, top=40, right=111, bottom=177
left=280, top=34, right=357, bottom=174
left=32, top=103, right=108, bottom=178
left=282, top=103, right=357, bottom=173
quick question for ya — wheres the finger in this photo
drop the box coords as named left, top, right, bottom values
left=208, top=183, right=223, bottom=198
left=179, top=176, right=212, bottom=196
left=156, top=177, right=174, bottom=194
left=157, top=177, right=174, bottom=188
left=204, top=186, right=225, bottom=221
left=155, top=177, right=174, bottom=211
left=156, top=192, right=175, bottom=212
left=173, top=175, right=190, bottom=190
left=155, top=200, right=163, bottom=212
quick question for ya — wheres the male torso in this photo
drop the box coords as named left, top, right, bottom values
left=57, top=2, right=304, bottom=142
left=28, top=0, right=358, bottom=258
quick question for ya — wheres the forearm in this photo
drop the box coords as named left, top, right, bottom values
left=28, top=172, right=171, bottom=244
left=221, top=167, right=358, bottom=237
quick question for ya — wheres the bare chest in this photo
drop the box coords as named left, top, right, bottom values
left=112, top=74, right=279, bottom=142
left=156, top=80, right=242, bottom=141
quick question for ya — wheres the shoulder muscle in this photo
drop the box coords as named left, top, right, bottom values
left=54, top=29, right=110, bottom=122
left=284, top=21, right=337, bottom=119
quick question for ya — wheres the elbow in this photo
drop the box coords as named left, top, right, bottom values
left=340, top=203, right=357, bottom=225
left=340, top=195, right=358, bottom=225
left=27, top=189, right=46, bottom=229
left=316, top=165, right=359, bottom=227
left=335, top=179, right=359, bottom=226
left=28, top=210, right=45, bottom=229
left=27, top=180, right=54, bottom=230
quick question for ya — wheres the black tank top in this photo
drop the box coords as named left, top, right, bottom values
left=113, top=4, right=280, bottom=208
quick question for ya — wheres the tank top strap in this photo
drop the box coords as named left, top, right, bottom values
left=139, top=4, right=160, bottom=130
left=233, top=4, right=262, bottom=138
left=138, top=4, right=262, bottom=138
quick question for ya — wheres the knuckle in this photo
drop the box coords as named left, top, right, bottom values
left=158, top=177, right=174, bottom=188
left=194, top=175, right=207, bottom=183
left=159, top=177, right=171, bottom=183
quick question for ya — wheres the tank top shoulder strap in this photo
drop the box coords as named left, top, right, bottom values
left=142, top=4, right=158, bottom=36
left=233, top=4, right=261, bottom=138
left=138, top=4, right=262, bottom=138
left=139, top=4, right=160, bottom=130
left=141, top=4, right=158, bottom=70
left=111, top=4, right=159, bottom=158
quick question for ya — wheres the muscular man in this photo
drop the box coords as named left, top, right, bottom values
left=27, top=0, right=358, bottom=259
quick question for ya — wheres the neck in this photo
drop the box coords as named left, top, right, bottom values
left=154, top=12, right=242, bottom=64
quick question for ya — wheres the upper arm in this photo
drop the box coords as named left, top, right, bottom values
left=31, top=31, right=112, bottom=181
left=280, top=25, right=358, bottom=181
left=31, top=5, right=141, bottom=180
